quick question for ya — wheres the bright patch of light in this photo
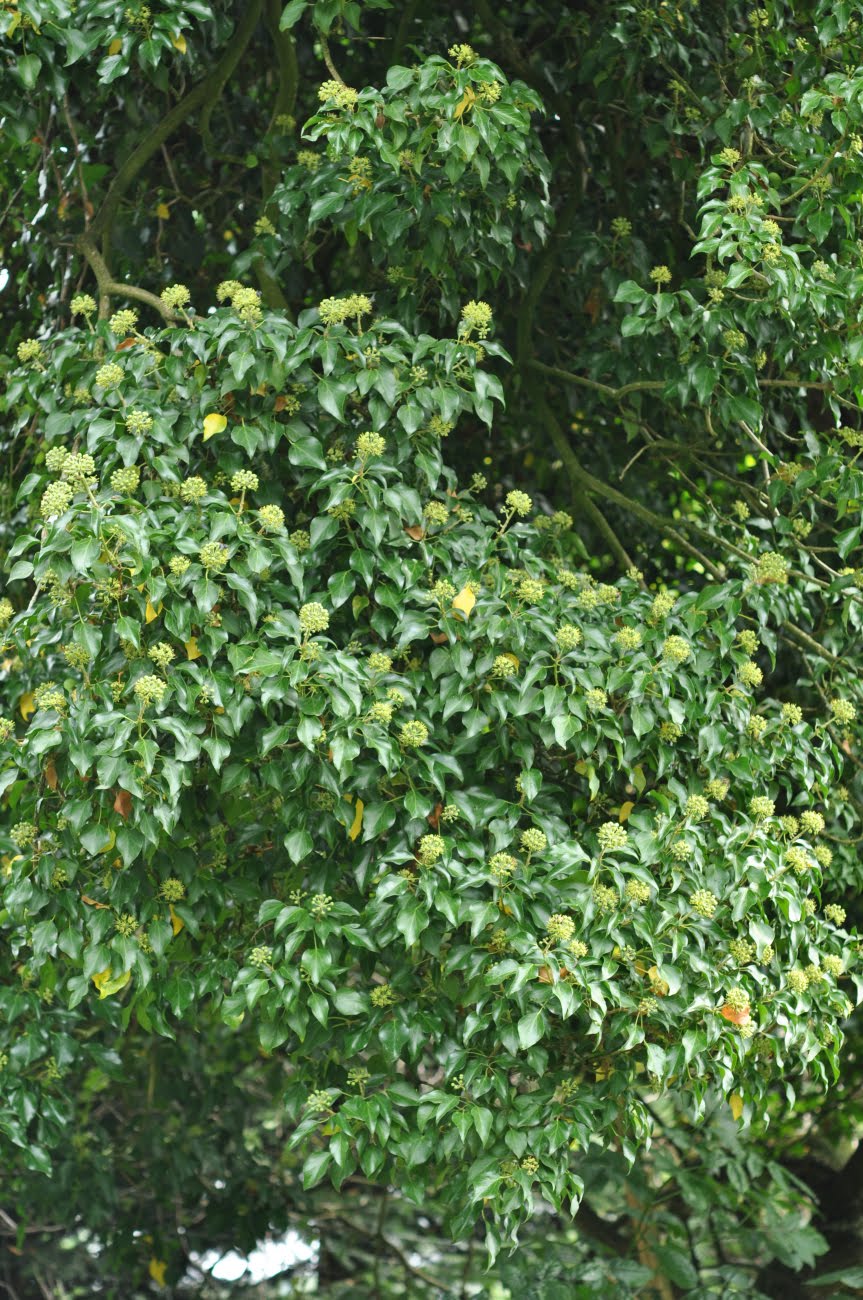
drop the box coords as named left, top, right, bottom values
left=197, top=1231, right=315, bottom=1284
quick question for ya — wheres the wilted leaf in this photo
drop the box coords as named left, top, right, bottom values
left=203, top=412, right=227, bottom=441
left=451, top=585, right=476, bottom=619
left=113, top=789, right=132, bottom=819
left=454, top=86, right=476, bottom=120
left=148, top=1257, right=167, bottom=1286
left=92, top=968, right=131, bottom=999
left=348, top=797, right=364, bottom=841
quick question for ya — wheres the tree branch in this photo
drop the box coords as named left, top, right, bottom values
left=76, top=236, right=179, bottom=321
left=89, top=0, right=264, bottom=241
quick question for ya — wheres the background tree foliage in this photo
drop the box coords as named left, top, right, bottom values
left=2, top=1, right=863, bottom=1296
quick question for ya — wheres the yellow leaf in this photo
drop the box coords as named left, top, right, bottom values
left=451, top=585, right=476, bottom=620
left=632, top=765, right=647, bottom=795
left=729, top=1092, right=744, bottom=1121
left=454, top=86, right=476, bottom=121
left=202, top=412, right=227, bottom=441
left=148, top=1257, right=167, bottom=1287
left=145, top=599, right=162, bottom=624
left=92, top=968, right=131, bottom=999
left=169, top=905, right=185, bottom=936
left=349, top=797, right=364, bottom=842
left=185, top=637, right=201, bottom=661
left=2, top=855, right=23, bottom=877
left=97, top=829, right=116, bottom=856
left=19, top=691, right=35, bottom=721
left=155, top=202, right=170, bottom=220
left=171, top=31, right=186, bottom=53
left=107, top=36, right=122, bottom=54
left=648, top=966, right=670, bottom=997
left=618, top=800, right=635, bottom=823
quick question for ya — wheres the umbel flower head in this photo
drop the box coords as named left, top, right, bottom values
left=258, top=504, right=285, bottom=531
left=199, top=542, right=228, bottom=571
left=597, top=822, right=627, bottom=852
left=399, top=719, right=429, bottom=748
left=662, top=635, right=691, bottom=665
left=317, top=80, right=359, bottom=110
left=691, top=888, right=718, bottom=917
left=520, top=828, right=547, bottom=854
left=417, top=834, right=445, bottom=867
left=95, top=362, right=124, bottom=389
left=108, top=308, right=138, bottom=336
left=546, top=913, right=575, bottom=942
left=555, top=624, right=582, bottom=652
left=133, top=675, right=167, bottom=707
left=160, top=283, right=191, bottom=311
left=298, top=602, right=329, bottom=636
left=459, top=300, right=493, bottom=339
left=319, top=294, right=373, bottom=326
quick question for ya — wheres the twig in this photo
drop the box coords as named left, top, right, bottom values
left=318, top=29, right=344, bottom=85
left=62, top=93, right=91, bottom=225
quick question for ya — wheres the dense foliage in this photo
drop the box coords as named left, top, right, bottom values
left=2, top=1, right=863, bottom=1296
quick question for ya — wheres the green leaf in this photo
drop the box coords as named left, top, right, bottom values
left=279, top=0, right=307, bottom=28
left=284, top=829, right=313, bottom=863
left=17, top=54, right=41, bottom=89
left=70, top=537, right=102, bottom=572
left=517, top=1008, right=546, bottom=1050
left=302, top=1149, right=332, bottom=1189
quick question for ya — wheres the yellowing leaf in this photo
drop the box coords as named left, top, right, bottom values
left=169, top=905, right=185, bottom=936
left=19, top=691, right=35, bottom=721
left=618, top=800, right=635, bottom=823
left=348, top=797, right=364, bottom=842
left=145, top=599, right=162, bottom=624
left=171, top=31, right=186, bottom=53
left=155, top=202, right=170, bottom=220
left=729, top=1092, right=744, bottom=1121
left=97, top=829, right=116, bottom=856
left=92, top=968, right=131, bottom=999
left=632, top=765, right=647, bottom=795
left=107, top=36, right=122, bottom=54
left=454, top=86, right=476, bottom=121
left=451, top=585, right=476, bottom=620
left=202, top=412, right=227, bottom=441
left=185, top=637, right=201, bottom=661
left=648, top=966, right=670, bottom=997
left=148, top=1257, right=167, bottom=1287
